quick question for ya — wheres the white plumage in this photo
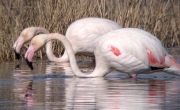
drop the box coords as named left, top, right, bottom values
left=25, top=28, right=180, bottom=77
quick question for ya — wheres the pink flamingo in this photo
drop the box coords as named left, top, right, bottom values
left=25, top=28, right=180, bottom=77
left=13, top=17, right=122, bottom=61
left=13, top=27, right=49, bottom=60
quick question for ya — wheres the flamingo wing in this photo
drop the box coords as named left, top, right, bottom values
left=96, top=28, right=169, bottom=74
left=104, top=45, right=149, bottom=73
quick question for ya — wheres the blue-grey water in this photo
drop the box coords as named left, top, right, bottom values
left=1, top=50, right=180, bottom=110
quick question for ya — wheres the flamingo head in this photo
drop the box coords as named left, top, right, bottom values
left=13, top=27, right=41, bottom=60
left=24, top=34, right=48, bottom=70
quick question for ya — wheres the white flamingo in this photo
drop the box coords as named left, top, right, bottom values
left=13, top=17, right=122, bottom=61
left=25, top=28, right=180, bottom=77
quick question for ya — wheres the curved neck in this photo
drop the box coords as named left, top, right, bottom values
left=36, top=27, right=49, bottom=34
left=36, top=28, right=68, bottom=62
left=47, top=33, right=108, bottom=77
left=45, top=41, right=69, bottom=62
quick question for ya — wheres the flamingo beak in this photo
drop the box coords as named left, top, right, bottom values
left=14, top=49, right=20, bottom=60
left=25, top=58, right=33, bottom=70
left=13, top=36, right=24, bottom=60
left=13, top=37, right=24, bottom=60
left=25, top=45, right=35, bottom=70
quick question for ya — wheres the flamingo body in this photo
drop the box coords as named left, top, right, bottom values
left=94, top=28, right=180, bottom=75
left=25, top=28, right=180, bottom=77
left=55, top=17, right=122, bottom=62
left=65, top=18, right=122, bottom=53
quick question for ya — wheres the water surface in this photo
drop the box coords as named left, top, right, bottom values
left=0, top=57, right=180, bottom=110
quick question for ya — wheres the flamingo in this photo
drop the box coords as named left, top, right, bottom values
left=25, top=28, right=180, bottom=77
left=13, top=17, right=122, bottom=61
left=13, top=27, right=49, bottom=60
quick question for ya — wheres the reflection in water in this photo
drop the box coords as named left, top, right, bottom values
left=24, top=80, right=33, bottom=107
left=13, top=69, right=34, bottom=109
left=164, top=80, right=180, bottom=109
left=44, top=62, right=68, bottom=109
left=64, top=78, right=180, bottom=110
left=44, top=61, right=94, bottom=109
left=0, top=61, right=180, bottom=109
left=65, top=78, right=151, bottom=110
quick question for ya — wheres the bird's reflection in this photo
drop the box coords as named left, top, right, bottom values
left=64, top=77, right=151, bottom=109
left=24, top=80, right=34, bottom=107
left=163, top=80, right=180, bottom=109
left=44, top=62, right=69, bottom=105
left=44, top=61, right=94, bottom=105
left=38, top=61, right=180, bottom=109
left=13, top=69, right=34, bottom=108
left=12, top=61, right=180, bottom=110
left=64, top=77, right=180, bottom=110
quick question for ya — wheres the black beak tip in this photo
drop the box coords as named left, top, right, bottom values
left=14, top=50, right=20, bottom=60
left=25, top=58, right=34, bottom=70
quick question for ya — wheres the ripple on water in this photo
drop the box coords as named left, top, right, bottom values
left=0, top=58, right=180, bottom=109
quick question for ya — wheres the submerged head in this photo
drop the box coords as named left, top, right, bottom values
left=13, top=27, right=49, bottom=60
left=25, top=34, right=48, bottom=70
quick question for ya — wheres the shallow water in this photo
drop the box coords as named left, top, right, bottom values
left=1, top=57, right=180, bottom=110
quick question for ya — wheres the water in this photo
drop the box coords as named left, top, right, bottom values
left=1, top=58, right=180, bottom=110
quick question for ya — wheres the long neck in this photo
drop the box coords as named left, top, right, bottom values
left=45, top=40, right=69, bottom=62
left=36, top=28, right=67, bottom=62
left=48, top=33, right=106, bottom=77
left=36, top=27, right=49, bottom=34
